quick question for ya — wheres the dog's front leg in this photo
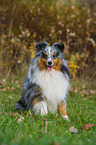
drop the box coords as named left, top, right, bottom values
left=58, top=101, right=69, bottom=121
left=32, top=98, right=48, bottom=116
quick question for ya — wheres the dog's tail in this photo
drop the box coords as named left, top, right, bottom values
left=14, top=99, right=27, bottom=111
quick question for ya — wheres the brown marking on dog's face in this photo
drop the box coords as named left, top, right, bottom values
left=38, top=45, right=63, bottom=72
left=45, top=52, right=48, bottom=56
left=58, top=102, right=67, bottom=116
left=38, top=56, right=62, bottom=71
left=38, top=56, right=47, bottom=70
left=52, top=52, right=56, bottom=57
left=53, top=58, right=62, bottom=71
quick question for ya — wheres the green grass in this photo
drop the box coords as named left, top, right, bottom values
left=0, top=78, right=96, bottom=145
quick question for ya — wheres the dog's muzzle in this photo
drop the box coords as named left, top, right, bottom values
left=47, top=60, right=54, bottom=71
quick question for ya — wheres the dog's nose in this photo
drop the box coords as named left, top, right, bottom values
left=48, top=61, right=52, bottom=65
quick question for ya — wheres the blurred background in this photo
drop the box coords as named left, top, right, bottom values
left=0, top=0, right=96, bottom=80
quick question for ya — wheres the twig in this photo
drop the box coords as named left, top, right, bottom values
left=6, top=43, right=20, bottom=79
left=45, top=120, right=47, bottom=133
left=9, top=5, right=16, bottom=37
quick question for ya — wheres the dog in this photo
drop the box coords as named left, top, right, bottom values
left=15, top=42, right=70, bottom=120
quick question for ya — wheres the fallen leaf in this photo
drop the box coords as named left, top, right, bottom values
left=81, top=113, right=84, bottom=116
left=82, top=85, right=86, bottom=89
left=11, top=80, right=14, bottom=84
left=82, top=124, right=95, bottom=130
left=0, top=81, right=5, bottom=87
left=11, top=113, right=19, bottom=116
left=15, top=80, right=19, bottom=84
left=23, top=113, right=27, bottom=117
left=74, top=89, right=78, bottom=93
left=7, top=86, right=10, bottom=89
left=17, top=118, right=23, bottom=122
left=69, top=126, right=78, bottom=133
left=17, top=115, right=24, bottom=123
left=17, top=84, right=20, bottom=88
left=2, top=88, right=6, bottom=91
left=11, top=87, right=15, bottom=90
left=34, top=116, right=38, bottom=119
left=82, top=98, right=86, bottom=100
left=8, top=96, right=13, bottom=99
left=19, top=115, right=24, bottom=120
left=90, top=90, right=96, bottom=94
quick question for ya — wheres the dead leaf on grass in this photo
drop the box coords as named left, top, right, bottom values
left=8, top=96, right=13, bottom=99
left=81, top=113, right=84, bottom=116
left=90, top=90, right=96, bottom=94
left=15, top=80, right=19, bottom=84
left=69, top=126, right=78, bottom=133
left=74, top=87, right=80, bottom=93
left=11, top=80, right=14, bottom=84
left=17, top=84, right=20, bottom=88
left=82, top=124, right=95, bottom=130
left=17, top=115, right=24, bottom=123
left=11, top=87, right=15, bottom=90
left=2, top=88, right=7, bottom=91
left=0, top=81, right=6, bottom=87
left=82, top=98, right=86, bottom=100
left=7, top=86, right=10, bottom=89
left=11, top=113, right=19, bottom=116
left=82, top=85, right=86, bottom=89
left=34, top=116, right=38, bottom=119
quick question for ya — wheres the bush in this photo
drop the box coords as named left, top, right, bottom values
left=0, top=0, right=96, bottom=78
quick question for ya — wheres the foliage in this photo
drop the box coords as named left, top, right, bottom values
left=0, top=78, right=96, bottom=145
left=0, top=0, right=96, bottom=78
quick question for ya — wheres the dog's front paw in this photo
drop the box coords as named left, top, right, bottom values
left=62, top=116, right=70, bottom=121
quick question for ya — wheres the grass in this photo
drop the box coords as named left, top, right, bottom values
left=0, top=77, right=96, bottom=145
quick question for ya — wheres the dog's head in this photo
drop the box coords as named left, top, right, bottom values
left=35, top=42, right=65, bottom=71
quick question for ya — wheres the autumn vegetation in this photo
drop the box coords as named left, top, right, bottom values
left=0, top=0, right=96, bottom=79
left=0, top=1, right=96, bottom=145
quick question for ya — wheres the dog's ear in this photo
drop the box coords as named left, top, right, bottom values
left=53, top=42, right=65, bottom=52
left=35, top=42, right=48, bottom=51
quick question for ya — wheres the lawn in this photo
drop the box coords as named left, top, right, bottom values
left=0, top=78, right=96, bottom=145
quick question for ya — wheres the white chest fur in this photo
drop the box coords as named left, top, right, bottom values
left=31, top=69, right=69, bottom=113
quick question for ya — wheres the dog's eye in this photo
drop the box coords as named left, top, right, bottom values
left=53, top=54, right=56, bottom=59
left=52, top=53, right=56, bottom=59
left=44, top=54, right=48, bottom=59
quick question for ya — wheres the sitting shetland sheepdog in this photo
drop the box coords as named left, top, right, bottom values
left=15, top=42, right=70, bottom=120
